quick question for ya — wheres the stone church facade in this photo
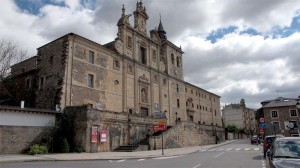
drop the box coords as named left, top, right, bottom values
left=11, top=2, right=222, bottom=151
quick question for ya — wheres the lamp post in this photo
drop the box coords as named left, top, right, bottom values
left=175, top=112, right=178, bottom=124
left=296, top=101, right=300, bottom=137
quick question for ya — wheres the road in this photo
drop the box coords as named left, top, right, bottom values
left=1, top=139, right=266, bottom=168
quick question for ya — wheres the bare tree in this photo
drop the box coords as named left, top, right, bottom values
left=0, top=39, right=28, bottom=80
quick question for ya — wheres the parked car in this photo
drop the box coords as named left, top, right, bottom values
left=263, top=134, right=285, bottom=158
left=266, top=137, right=300, bottom=168
left=251, top=135, right=258, bottom=144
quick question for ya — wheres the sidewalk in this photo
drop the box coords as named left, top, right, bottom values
left=0, top=140, right=238, bottom=163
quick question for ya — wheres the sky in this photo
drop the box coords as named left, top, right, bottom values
left=1, top=0, right=300, bottom=109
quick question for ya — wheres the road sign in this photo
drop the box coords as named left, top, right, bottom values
left=260, top=118, right=265, bottom=123
left=153, top=118, right=167, bottom=125
left=259, top=123, right=266, bottom=129
left=153, top=125, right=167, bottom=131
left=259, top=128, right=264, bottom=133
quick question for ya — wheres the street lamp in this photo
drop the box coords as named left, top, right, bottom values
left=175, top=112, right=178, bottom=124
left=296, top=101, right=300, bottom=137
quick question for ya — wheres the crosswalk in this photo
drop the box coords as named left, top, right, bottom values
left=109, top=148, right=261, bottom=163
left=200, top=147, right=260, bottom=152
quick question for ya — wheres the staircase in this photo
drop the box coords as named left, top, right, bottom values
left=113, top=145, right=139, bottom=152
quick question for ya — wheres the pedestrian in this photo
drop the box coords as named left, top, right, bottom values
left=256, top=136, right=260, bottom=146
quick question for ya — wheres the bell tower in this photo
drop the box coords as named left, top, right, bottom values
left=134, top=1, right=149, bottom=34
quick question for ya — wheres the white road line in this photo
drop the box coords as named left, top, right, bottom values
left=153, top=156, right=179, bottom=160
left=116, top=160, right=125, bottom=162
left=137, top=158, right=145, bottom=161
left=244, top=148, right=250, bottom=151
left=208, top=149, right=216, bottom=151
left=235, top=148, right=241, bottom=151
left=108, top=160, right=112, bottom=163
left=192, top=163, right=202, bottom=168
left=200, top=149, right=207, bottom=152
left=226, top=148, right=232, bottom=151
left=217, top=148, right=224, bottom=151
left=214, top=152, right=225, bottom=158
left=254, top=148, right=260, bottom=150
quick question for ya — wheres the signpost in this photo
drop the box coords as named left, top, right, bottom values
left=152, top=112, right=167, bottom=155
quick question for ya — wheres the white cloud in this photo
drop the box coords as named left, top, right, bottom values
left=0, top=0, right=299, bottom=109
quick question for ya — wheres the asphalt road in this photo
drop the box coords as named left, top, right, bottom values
left=1, top=139, right=265, bottom=168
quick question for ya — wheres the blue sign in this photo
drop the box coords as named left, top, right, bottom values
left=259, top=123, right=266, bottom=129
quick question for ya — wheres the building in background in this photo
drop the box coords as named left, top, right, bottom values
left=257, top=97, right=300, bottom=137
left=222, top=99, right=256, bottom=135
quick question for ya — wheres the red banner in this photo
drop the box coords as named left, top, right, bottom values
left=153, top=125, right=167, bottom=131
left=91, top=126, right=98, bottom=143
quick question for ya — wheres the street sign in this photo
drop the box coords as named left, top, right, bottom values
left=153, top=125, right=167, bottom=131
left=153, top=118, right=167, bottom=125
left=259, top=123, right=266, bottom=129
left=260, top=118, right=265, bottom=123
left=259, top=128, right=264, bottom=133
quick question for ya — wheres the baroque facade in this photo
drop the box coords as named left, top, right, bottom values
left=11, top=2, right=221, bottom=128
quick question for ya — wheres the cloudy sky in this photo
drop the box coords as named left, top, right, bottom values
left=1, top=0, right=300, bottom=109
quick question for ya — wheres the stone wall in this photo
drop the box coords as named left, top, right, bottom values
left=0, top=126, right=47, bottom=154
left=149, top=121, right=217, bottom=149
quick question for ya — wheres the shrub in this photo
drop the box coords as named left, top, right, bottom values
left=28, top=144, right=48, bottom=155
left=61, top=138, right=70, bottom=153
left=74, top=146, right=83, bottom=153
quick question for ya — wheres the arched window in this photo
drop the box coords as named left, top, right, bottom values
left=171, top=54, right=175, bottom=64
left=176, top=56, right=180, bottom=67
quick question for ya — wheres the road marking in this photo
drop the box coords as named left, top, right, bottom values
left=153, top=156, right=179, bottom=160
left=244, top=148, right=250, bottom=151
left=192, top=163, right=202, bottom=168
left=217, top=148, right=224, bottom=151
left=214, top=152, right=225, bottom=158
left=208, top=149, right=216, bottom=151
left=226, top=148, right=232, bottom=151
left=137, top=158, right=145, bottom=161
left=116, top=160, right=125, bottom=162
left=254, top=148, right=259, bottom=150
left=108, top=160, right=112, bottom=163
left=200, top=149, right=207, bottom=152
left=235, top=148, right=241, bottom=151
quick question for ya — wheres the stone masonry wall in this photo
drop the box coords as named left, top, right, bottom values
left=149, top=121, right=216, bottom=149
left=0, top=126, right=46, bottom=154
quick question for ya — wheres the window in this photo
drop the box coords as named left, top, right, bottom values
left=49, top=55, right=53, bottom=65
left=171, top=54, right=175, bottom=64
left=38, top=77, right=45, bottom=90
left=177, top=99, right=180, bottom=108
left=176, top=84, right=179, bottom=92
left=290, top=110, right=297, bottom=117
left=176, top=56, right=180, bottom=67
left=191, top=90, right=193, bottom=94
left=197, top=105, right=199, bottom=109
left=128, top=108, right=133, bottom=114
left=163, top=78, right=167, bottom=85
left=114, top=59, right=120, bottom=69
left=89, top=51, right=94, bottom=64
left=185, top=87, right=187, bottom=92
left=192, top=103, right=194, bottom=108
left=26, top=78, right=31, bottom=89
left=215, top=110, right=217, bottom=116
left=88, top=74, right=94, bottom=88
left=273, top=121, right=280, bottom=130
left=200, top=105, right=202, bottom=110
left=271, top=110, right=278, bottom=118
left=140, top=47, right=147, bottom=64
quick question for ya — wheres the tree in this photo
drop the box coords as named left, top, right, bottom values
left=0, top=39, right=27, bottom=80
left=225, top=124, right=238, bottom=133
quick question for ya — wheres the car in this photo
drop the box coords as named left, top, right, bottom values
left=263, top=134, right=285, bottom=158
left=251, top=135, right=258, bottom=144
left=266, top=137, right=300, bottom=168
